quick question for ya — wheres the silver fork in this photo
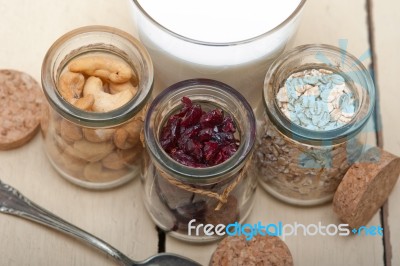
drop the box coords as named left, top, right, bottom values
left=0, top=180, right=202, bottom=266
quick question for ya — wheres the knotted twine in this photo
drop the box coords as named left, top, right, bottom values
left=158, top=162, right=249, bottom=211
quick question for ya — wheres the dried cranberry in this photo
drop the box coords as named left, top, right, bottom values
left=221, top=143, right=238, bottom=159
left=175, top=96, right=192, bottom=117
left=221, top=115, right=236, bottom=133
left=200, top=109, right=224, bottom=128
left=184, top=139, right=203, bottom=161
left=170, top=149, right=206, bottom=168
left=181, top=96, right=192, bottom=107
left=209, top=151, right=224, bottom=166
left=212, top=132, right=234, bottom=144
left=181, top=104, right=202, bottom=127
left=178, top=125, right=201, bottom=149
left=160, top=116, right=181, bottom=152
left=203, top=141, right=220, bottom=162
left=160, top=97, right=239, bottom=167
left=198, top=128, right=213, bottom=142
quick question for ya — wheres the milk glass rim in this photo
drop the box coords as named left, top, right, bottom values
left=132, top=0, right=307, bottom=46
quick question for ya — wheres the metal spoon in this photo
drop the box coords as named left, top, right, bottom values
left=0, top=180, right=201, bottom=266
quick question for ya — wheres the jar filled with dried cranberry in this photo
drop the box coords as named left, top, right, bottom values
left=142, top=79, right=256, bottom=242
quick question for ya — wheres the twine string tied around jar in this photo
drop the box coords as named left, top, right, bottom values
left=159, top=162, right=249, bottom=211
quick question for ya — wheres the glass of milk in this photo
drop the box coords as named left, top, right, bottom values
left=130, top=0, right=307, bottom=106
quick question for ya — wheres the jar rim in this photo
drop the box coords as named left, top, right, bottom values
left=263, top=44, right=376, bottom=144
left=41, top=25, right=154, bottom=127
left=144, top=79, right=256, bottom=183
left=131, top=0, right=307, bottom=46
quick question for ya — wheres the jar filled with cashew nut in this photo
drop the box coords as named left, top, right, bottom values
left=41, top=26, right=153, bottom=189
left=253, top=44, right=376, bottom=205
left=142, top=79, right=257, bottom=242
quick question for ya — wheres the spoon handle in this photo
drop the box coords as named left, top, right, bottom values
left=0, top=180, right=136, bottom=266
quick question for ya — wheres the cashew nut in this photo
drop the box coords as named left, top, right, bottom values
left=73, top=94, right=94, bottom=111
left=83, top=127, right=115, bottom=143
left=60, top=119, right=83, bottom=142
left=109, top=81, right=138, bottom=96
left=53, top=134, right=69, bottom=151
left=94, top=89, right=133, bottom=112
left=125, top=119, right=143, bottom=137
left=69, top=55, right=132, bottom=83
left=83, top=76, right=104, bottom=96
left=101, top=152, right=126, bottom=170
left=117, top=146, right=142, bottom=165
left=83, top=162, right=103, bottom=182
left=113, top=128, right=130, bottom=150
left=113, top=119, right=142, bottom=149
left=83, top=162, right=128, bottom=182
left=83, top=76, right=134, bottom=112
left=60, top=151, right=87, bottom=175
left=64, top=139, right=114, bottom=162
left=58, top=72, right=85, bottom=103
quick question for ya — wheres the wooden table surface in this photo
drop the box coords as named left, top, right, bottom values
left=0, top=0, right=398, bottom=265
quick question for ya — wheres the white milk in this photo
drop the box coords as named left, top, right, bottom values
left=132, top=0, right=304, bottom=106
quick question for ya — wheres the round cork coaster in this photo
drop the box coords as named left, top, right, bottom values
left=333, top=147, right=400, bottom=229
left=210, top=234, right=293, bottom=266
left=0, top=69, right=44, bottom=150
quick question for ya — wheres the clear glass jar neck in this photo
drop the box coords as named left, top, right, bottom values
left=144, top=79, right=256, bottom=184
left=263, top=44, right=376, bottom=145
left=41, top=26, right=153, bottom=128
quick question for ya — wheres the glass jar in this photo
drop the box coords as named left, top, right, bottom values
left=41, top=26, right=153, bottom=189
left=142, top=79, right=256, bottom=242
left=130, top=0, right=307, bottom=107
left=253, top=44, right=375, bottom=206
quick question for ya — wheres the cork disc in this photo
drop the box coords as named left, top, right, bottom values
left=210, top=234, right=293, bottom=266
left=0, top=69, right=44, bottom=150
left=333, top=147, right=400, bottom=229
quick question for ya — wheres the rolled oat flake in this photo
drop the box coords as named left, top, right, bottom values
left=276, top=68, right=356, bottom=130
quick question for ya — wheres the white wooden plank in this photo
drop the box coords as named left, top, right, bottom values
left=372, top=0, right=400, bottom=265
left=0, top=0, right=157, bottom=265
left=165, top=0, right=384, bottom=265
left=0, top=0, right=391, bottom=265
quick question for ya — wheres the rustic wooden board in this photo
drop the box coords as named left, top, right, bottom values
left=372, top=0, right=400, bottom=265
left=1, top=0, right=398, bottom=265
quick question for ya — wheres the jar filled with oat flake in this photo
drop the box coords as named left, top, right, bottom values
left=253, top=44, right=375, bottom=206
